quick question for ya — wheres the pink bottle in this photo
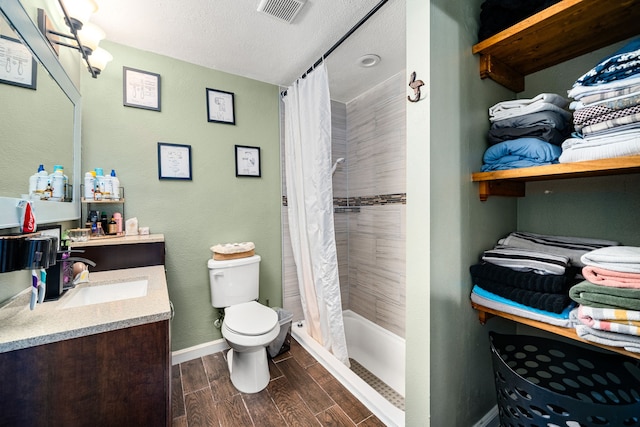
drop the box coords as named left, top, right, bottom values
left=113, top=212, right=123, bottom=234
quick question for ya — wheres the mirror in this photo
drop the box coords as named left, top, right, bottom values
left=0, top=0, right=80, bottom=229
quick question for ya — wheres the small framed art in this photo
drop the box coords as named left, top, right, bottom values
left=158, top=142, right=192, bottom=180
left=235, top=145, right=261, bottom=177
left=123, top=66, right=161, bottom=111
left=0, top=35, right=37, bottom=89
left=206, top=88, right=235, bottom=124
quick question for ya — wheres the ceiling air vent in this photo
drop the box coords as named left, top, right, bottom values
left=257, top=0, right=307, bottom=23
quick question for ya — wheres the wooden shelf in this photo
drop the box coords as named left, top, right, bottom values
left=472, top=155, right=640, bottom=201
left=81, top=198, right=125, bottom=204
left=472, top=0, right=640, bottom=92
left=471, top=302, right=640, bottom=360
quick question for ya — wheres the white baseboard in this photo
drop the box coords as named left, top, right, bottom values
left=171, top=339, right=229, bottom=365
left=472, top=405, right=499, bottom=427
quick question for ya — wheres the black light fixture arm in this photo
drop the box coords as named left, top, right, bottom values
left=55, top=0, right=97, bottom=78
left=44, top=28, right=84, bottom=51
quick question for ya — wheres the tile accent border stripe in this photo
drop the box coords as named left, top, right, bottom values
left=282, top=193, right=406, bottom=207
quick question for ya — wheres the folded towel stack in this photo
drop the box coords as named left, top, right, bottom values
left=560, top=38, right=640, bottom=163
left=481, top=94, right=571, bottom=172
left=571, top=246, right=640, bottom=353
left=470, top=231, right=619, bottom=323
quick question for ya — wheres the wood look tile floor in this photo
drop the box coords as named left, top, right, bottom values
left=172, top=337, right=385, bottom=427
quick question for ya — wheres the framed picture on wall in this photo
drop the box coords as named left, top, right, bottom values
left=123, top=67, right=161, bottom=111
left=0, top=35, right=37, bottom=89
left=235, top=145, right=261, bottom=177
left=206, top=88, right=235, bottom=125
left=158, top=142, right=192, bottom=180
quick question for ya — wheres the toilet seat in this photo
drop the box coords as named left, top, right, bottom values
left=224, top=301, right=278, bottom=336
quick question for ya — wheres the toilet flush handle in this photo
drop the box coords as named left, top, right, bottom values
left=213, top=271, right=224, bottom=278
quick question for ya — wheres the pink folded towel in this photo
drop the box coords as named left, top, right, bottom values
left=582, top=265, right=640, bottom=289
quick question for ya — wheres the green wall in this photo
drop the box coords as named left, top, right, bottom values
left=80, top=41, right=282, bottom=351
left=427, top=1, right=517, bottom=425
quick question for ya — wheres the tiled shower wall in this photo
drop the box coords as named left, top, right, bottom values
left=282, top=71, right=406, bottom=338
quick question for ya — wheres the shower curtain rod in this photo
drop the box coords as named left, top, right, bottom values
left=282, top=0, right=389, bottom=95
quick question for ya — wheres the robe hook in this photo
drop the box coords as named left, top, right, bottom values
left=407, top=71, right=424, bottom=103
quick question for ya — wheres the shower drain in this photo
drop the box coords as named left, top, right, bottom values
left=349, top=358, right=405, bottom=411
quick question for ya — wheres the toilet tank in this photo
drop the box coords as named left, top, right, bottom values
left=207, top=255, right=261, bottom=308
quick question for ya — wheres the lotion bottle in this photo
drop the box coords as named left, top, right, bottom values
left=84, top=172, right=95, bottom=200
left=109, top=169, right=120, bottom=200
left=29, top=164, right=46, bottom=198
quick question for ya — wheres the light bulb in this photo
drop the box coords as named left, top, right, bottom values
left=62, top=0, right=98, bottom=30
left=77, top=22, right=105, bottom=54
left=89, top=47, right=112, bottom=74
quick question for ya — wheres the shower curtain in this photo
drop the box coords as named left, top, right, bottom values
left=283, top=62, right=349, bottom=366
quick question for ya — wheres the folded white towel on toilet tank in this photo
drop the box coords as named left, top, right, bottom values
left=210, top=242, right=255, bottom=254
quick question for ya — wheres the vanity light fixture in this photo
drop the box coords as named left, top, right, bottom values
left=37, top=0, right=112, bottom=78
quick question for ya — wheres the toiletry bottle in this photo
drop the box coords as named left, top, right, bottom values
left=113, top=212, right=123, bottom=234
left=95, top=222, right=105, bottom=237
left=60, top=167, right=68, bottom=201
left=109, top=169, right=120, bottom=200
left=93, top=180, right=103, bottom=201
left=83, top=172, right=95, bottom=200
left=108, top=216, right=117, bottom=235
left=50, top=166, right=67, bottom=201
left=28, top=164, right=46, bottom=198
left=101, top=212, right=108, bottom=232
left=89, top=210, right=100, bottom=226
left=94, top=168, right=110, bottom=200
left=32, top=165, right=49, bottom=199
left=43, top=181, right=53, bottom=199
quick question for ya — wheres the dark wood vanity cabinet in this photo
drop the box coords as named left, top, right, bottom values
left=0, top=320, right=171, bottom=426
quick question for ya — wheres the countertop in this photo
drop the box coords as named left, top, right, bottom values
left=69, top=233, right=164, bottom=248
left=0, top=265, right=171, bottom=353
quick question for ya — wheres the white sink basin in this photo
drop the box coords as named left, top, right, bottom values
left=62, top=279, right=148, bottom=309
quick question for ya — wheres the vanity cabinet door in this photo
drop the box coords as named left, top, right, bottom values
left=0, top=320, right=171, bottom=427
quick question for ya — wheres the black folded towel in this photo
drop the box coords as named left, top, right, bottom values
left=469, top=262, right=577, bottom=294
left=469, top=262, right=576, bottom=313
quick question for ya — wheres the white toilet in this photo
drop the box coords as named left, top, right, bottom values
left=207, top=254, right=280, bottom=393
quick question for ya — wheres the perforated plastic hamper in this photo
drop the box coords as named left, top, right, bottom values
left=489, top=332, right=640, bottom=427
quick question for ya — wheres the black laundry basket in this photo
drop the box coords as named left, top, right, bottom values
left=489, top=332, right=640, bottom=427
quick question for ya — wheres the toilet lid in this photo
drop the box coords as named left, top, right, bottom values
left=224, top=301, right=278, bottom=336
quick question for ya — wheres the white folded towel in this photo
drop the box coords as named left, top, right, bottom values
left=489, top=93, right=570, bottom=122
left=581, top=246, right=640, bottom=273
left=210, top=242, right=255, bottom=254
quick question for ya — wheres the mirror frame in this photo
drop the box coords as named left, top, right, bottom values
left=0, top=0, right=81, bottom=228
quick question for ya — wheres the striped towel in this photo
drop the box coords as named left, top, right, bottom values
left=498, top=231, right=619, bottom=267
left=483, top=245, right=570, bottom=275
left=577, top=305, right=640, bottom=336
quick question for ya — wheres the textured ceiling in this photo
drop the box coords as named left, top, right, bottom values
left=90, top=0, right=405, bottom=103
